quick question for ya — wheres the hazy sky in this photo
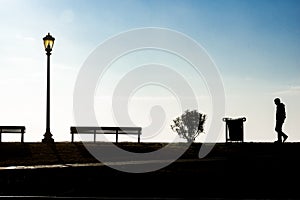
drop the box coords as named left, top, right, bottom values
left=0, top=0, right=299, bottom=142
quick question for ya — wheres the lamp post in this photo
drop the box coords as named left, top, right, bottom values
left=42, top=33, right=55, bottom=143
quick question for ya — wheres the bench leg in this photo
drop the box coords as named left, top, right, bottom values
left=21, top=132, right=24, bottom=143
left=94, top=130, right=96, bottom=143
left=116, top=130, right=118, bottom=143
left=71, top=133, right=74, bottom=143
left=138, top=131, right=141, bottom=143
left=225, top=123, right=228, bottom=143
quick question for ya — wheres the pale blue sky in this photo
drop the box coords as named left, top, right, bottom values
left=0, top=0, right=299, bottom=142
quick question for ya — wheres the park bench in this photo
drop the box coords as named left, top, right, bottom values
left=70, top=126, right=142, bottom=143
left=0, top=126, right=26, bottom=143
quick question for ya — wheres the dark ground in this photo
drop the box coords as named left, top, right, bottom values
left=0, top=142, right=299, bottom=199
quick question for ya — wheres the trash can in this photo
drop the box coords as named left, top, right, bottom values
left=223, top=117, right=246, bottom=143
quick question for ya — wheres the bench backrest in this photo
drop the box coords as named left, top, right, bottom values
left=70, top=126, right=141, bottom=134
left=0, top=126, right=26, bottom=133
left=70, top=126, right=142, bottom=143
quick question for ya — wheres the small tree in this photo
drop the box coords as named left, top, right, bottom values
left=170, top=109, right=207, bottom=143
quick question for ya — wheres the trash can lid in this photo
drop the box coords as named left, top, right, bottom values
left=223, top=117, right=246, bottom=122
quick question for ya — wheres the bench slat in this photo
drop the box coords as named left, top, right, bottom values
left=71, top=127, right=141, bottom=133
left=0, top=129, right=24, bottom=133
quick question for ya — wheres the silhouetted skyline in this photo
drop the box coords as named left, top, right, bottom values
left=0, top=0, right=299, bottom=142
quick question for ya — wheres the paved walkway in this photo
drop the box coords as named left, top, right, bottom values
left=0, top=157, right=225, bottom=170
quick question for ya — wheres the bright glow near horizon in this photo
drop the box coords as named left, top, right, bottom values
left=0, top=0, right=299, bottom=143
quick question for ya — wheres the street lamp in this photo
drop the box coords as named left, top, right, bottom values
left=42, top=33, right=55, bottom=143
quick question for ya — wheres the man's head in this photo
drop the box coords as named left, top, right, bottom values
left=274, top=98, right=281, bottom=105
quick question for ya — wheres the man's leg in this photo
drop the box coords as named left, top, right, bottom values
left=277, top=132, right=282, bottom=143
left=275, top=120, right=283, bottom=143
left=282, top=125, right=288, bottom=142
left=278, top=120, right=288, bottom=143
left=282, top=132, right=288, bottom=142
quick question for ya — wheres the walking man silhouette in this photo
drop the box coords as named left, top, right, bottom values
left=274, top=98, right=288, bottom=143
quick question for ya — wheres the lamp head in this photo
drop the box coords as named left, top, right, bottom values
left=43, top=33, right=55, bottom=52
